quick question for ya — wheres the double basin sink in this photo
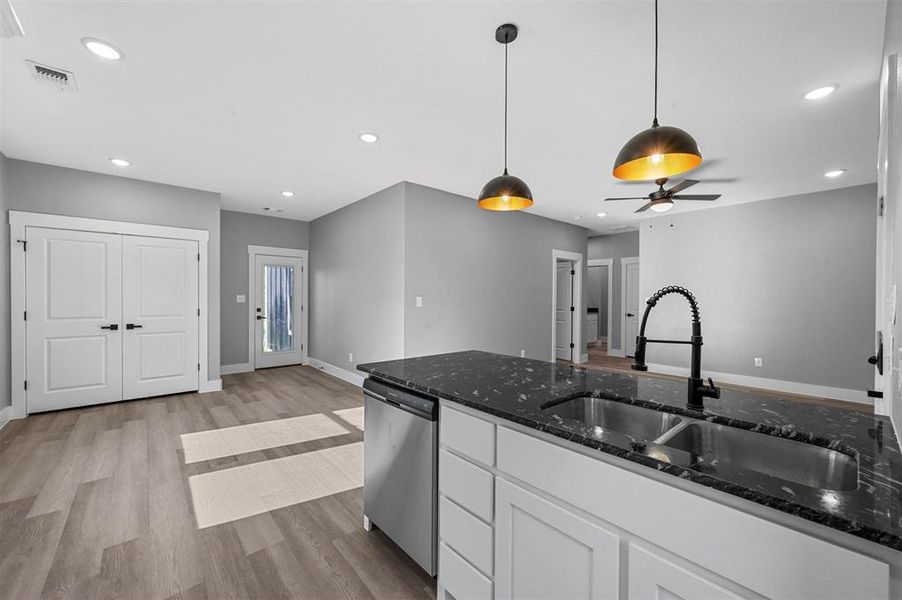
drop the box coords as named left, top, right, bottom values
left=544, top=396, right=859, bottom=492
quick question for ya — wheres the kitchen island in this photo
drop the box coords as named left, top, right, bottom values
left=358, top=350, right=901, bottom=600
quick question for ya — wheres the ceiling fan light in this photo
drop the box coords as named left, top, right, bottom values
left=477, top=173, right=534, bottom=211
left=613, top=125, right=703, bottom=181
left=649, top=200, right=674, bottom=213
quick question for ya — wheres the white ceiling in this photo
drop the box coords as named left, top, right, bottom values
left=0, top=0, right=887, bottom=234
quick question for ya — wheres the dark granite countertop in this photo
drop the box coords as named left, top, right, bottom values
left=357, top=350, right=902, bottom=552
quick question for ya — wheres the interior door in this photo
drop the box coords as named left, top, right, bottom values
left=254, top=254, right=303, bottom=369
left=25, top=227, right=123, bottom=412
left=122, top=235, right=199, bottom=399
left=555, top=262, right=573, bottom=361
left=624, top=260, right=641, bottom=357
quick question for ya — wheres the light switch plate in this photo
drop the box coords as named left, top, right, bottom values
left=236, top=294, right=246, bottom=304
left=754, top=357, right=763, bottom=368
left=415, top=296, right=423, bottom=308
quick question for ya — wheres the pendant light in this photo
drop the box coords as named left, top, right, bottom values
left=612, top=0, right=702, bottom=181
left=477, top=23, right=534, bottom=211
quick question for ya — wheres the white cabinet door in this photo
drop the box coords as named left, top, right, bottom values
left=495, top=478, right=620, bottom=600
left=25, top=228, right=123, bottom=412
left=628, top=544, right=746, bottom=600
left=253, top=254, right=303, bottom=369
left=122, top=236, right=199, bottom=399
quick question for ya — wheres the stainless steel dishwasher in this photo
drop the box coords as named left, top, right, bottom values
left=362, top=377, right=437, bottom=576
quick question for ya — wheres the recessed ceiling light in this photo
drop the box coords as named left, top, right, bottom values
left=824, top=169, right=846, bottom=178
left=359, top=132, right=379, bottom=143
left=281, top=190, right=295, bottom=198
left=596, top=212, right=607, bottom=218
left=263, top=207, right=284, bottom=213
left=82, top=38, right=123, bottom=60
left=109, top=157, right=130, bottom=167
left=804, top=86, right=836, bottom=100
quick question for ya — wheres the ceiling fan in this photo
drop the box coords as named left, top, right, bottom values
left=604, top=178, right=721, bottom=213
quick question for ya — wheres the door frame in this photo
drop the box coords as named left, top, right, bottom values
left=620, top=256, right=640, bottom=358
left=551, top=249, right=584, bottom=364
left=9, top=210, right=211, bottom=419
left=247, top=245, right=309, bottom=370
left=587, top=258, right=614, bottom=354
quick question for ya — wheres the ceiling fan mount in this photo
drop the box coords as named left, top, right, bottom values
left=604, top=178, right=722, bottom=213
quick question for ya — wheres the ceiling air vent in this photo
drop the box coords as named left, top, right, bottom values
left=26, top=60, right=78, bottom=92
left=608, top=225, right=638, bottom=232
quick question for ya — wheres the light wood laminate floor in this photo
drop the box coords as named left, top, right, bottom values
left=0, top=366, right=436, bottom=600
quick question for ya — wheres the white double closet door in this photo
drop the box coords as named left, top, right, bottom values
left=26, top=227, right=199, bottom=413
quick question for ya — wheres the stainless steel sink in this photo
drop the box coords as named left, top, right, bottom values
left=544, top=396, right=682, bottom=441
left=658, top=422, right=859, bottom=491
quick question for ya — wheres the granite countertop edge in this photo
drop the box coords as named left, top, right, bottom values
left=357, top=354, right=902, bottom=553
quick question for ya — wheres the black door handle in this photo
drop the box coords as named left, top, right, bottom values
left=100, top=324, right=119, bottom=330
left=626, top=313, right=635, bottom=317
left=126, top=324, right=143, bottom=330
left=256, top=315, right=266, bottom=320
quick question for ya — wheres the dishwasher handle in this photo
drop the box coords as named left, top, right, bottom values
left=363, top=379, right=437, bottom=421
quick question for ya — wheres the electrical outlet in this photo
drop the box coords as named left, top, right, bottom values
left=520, top=349, right=526, bottom=358
left=754, top=357, right=763, bottom=368
left=349, top=353, right=353, bottom=363
left=415, top=296, right=423, bottom=308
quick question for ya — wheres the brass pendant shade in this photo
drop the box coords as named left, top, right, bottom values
left=477, top=170, right=534, bottom=211
left=478, top=23, right=533, bottom=211
left=613, top=0, right=703, bottom=181
left=612, top=122, right=703, bottom=181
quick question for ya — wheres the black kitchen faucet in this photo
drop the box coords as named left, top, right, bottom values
left=631, top=285, right=720, bottom=411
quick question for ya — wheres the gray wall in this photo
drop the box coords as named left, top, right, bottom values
left=403, top=182, right=589, bottom=361
left=0, top=154, right=9, bottom=409
left=588, top=231, right=639, bottom=350
left=220, top=210, right=309, bottom=366
left=640, top=184, right=876, bottom=391
left=309, top=183, right=406, bottom=369
left=4, top=159, right=223, bottom=380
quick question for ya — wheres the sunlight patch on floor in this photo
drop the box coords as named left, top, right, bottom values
left=333, top=406, right=364, bottom=431
left=188, top=441, right=363, bottom=528
left=180, top=413, right=350, bottom=463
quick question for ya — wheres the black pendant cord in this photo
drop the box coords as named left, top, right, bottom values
left=652, top=0, right=659, bottom=128
left=503, top=40, right=509, bottom=175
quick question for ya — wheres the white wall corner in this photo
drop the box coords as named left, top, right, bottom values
left=308, top=357, right=365, bottom=387
left=199, top=379, right=223, bottom=393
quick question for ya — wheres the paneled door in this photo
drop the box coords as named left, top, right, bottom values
left=623, top=259, right=641, bottom=357
left=495, top=478, right=620, bottom=599
left=25, top=228, right=123, bottom=412
left=555, top=261, right=573, bottom=361
left=254, top=254, right=303, bottom=369
left=122, top=235, right=199, bottom=399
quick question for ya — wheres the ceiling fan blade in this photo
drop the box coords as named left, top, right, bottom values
left=666, top=179, right=699, bottom=194
left=604, top=197, right=648, bottom=201
left=672, top=194, right=721, bottom=201
left=634, top=202, right=653, bottom=213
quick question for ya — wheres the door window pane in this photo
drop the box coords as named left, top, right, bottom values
left=263, top=264, right=294, bottom=353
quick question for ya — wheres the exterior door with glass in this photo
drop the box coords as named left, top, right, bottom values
left=254, top=254, right=303, bottom=369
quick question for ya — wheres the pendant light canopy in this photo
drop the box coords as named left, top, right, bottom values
left=613, top=0, right=702, bottom=181
left=478, top=23, right=534, bottom=211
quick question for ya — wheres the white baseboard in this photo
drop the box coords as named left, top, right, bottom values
left=0, top=405, right=13, bottom=431
left=644, top=363, right=872, bottom=405
left=199, top=379, right=223, bottom=393
left=608, top=347, right=626, bottom=358
left=579, top=353, right=589, bottom=364
left=308, top=357, right=365, bottom=387
left=221, top=363, right=253, bottom=375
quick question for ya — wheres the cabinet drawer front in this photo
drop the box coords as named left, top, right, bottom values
left=440, top=496, right=493, bottom=576
left=440, top=405, right=495, bottom=466
left=439, top=449, right=494, bottom=522
left=440, top=542, right=492, bottom=600
left=497, top=426, right=889, bottom=600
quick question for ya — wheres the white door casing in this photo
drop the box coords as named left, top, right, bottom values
left=555, top=261, right=573, bottom=361
left=122, top=235, right=199, bottom=399
left=253, top=253, right=304, bottom=369
left=622, top=257, right=640, bottom=358
left=25, top=228, right=124, bottom=412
